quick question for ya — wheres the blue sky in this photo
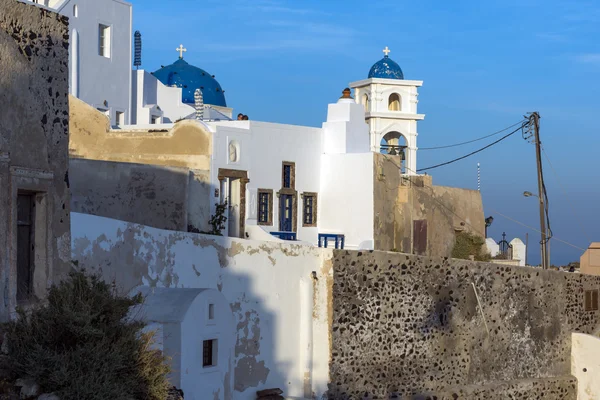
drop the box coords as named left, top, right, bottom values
left=131, top=0, right=600, bottom=265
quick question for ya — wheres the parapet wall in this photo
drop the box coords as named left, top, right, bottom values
left=328, top=250, right=600, bottom=399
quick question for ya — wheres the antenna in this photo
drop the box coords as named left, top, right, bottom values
left=477, top=162, right=481, bottom=191
left=134, top=31, right=142, bottom=69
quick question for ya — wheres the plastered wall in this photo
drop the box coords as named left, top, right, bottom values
left=0, top=0, right=71, bottom=319
left=373, top=153, right=484, bottom=256
left=71, top=212, right=333, bottom=400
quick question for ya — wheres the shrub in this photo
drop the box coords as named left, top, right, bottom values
left=451, top=231, right=491, bottom=262
left=0, top=270, right=170, bottom=400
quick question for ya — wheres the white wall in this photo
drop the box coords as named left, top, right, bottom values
left=319, top=153, right=374, bottom=249
left=71, top=212, right=333, bottom=400
left=131, top=70, right=195, bottom=124
left=209, top=121, right=323, bottom=244
left=572, top=332, right=600, bottom=400
left=510, top=238, right=526, bottom=266
left=56, top=0, right=132, bottom=125
left=322, top=99, right=370, bottom=154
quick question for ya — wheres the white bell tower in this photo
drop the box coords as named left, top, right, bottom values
left=349, top=47, right=425, bottom=175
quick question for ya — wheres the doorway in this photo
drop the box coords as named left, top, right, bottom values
left=228, top=178, right=241, bottom=238
left=218, top=168, right=249, bottom=239
left=279, top=194, right=293, bottom=232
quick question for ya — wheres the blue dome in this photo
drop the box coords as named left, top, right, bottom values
left=368, top=55, right=404, bottom=80
left=152, top=58, right=227, bottom=107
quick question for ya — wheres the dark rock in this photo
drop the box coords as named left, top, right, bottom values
left=257, top=396, right=284, bottom=400
left=166, top=386, right=184, bottom=400
left=256, top=388, right=283, bottom=397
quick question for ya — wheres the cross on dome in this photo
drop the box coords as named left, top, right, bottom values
left=176, top=44, right=187, bottom=59
left=383, top=46, right=391, bottom=57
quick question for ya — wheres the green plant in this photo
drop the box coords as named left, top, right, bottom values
left=0, top=270, right=170, bottom=400
left=202, top=201, right=228, bottom=236
left=451, top=231, right=491, bottom=262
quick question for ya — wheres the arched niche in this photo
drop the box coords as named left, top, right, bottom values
left=388, top=93, right=401, bottom=111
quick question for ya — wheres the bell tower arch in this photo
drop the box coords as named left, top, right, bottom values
left=349, top=47, right=425, bottom=175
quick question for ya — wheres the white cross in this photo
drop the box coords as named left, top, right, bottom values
left=176, top=44, right=187, bottom=59
left=383, top=46, right=391, bottom=56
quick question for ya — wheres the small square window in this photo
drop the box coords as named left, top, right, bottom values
left=257, top=189, right=273, bottom=226
left=98, top=24, right=111, bottom=58
left=585, top=290, right=599, bottom=312
left=208, top=303, right=215, bottom=320
left=203, top=339, right=217, bottom=367
left=302, top=193, right=317, bottom=227
left=151, top=115, right=161, bottom=124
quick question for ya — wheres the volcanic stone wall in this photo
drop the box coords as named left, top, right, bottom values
left=0, top=0, right=71, bottom=319
left=328, top=250, right=600, bottom=399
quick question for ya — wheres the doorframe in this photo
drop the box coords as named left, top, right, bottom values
left=218, top=168, right=249, bottom=239
left=277, top=188, right=298, bottom=232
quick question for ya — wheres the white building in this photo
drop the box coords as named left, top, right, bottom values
left=27, top=0, right=133, bottom=127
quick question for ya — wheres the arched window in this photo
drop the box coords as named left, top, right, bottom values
left=388, top=93, right=401, bottom=111
left=362, top=94, right=369, bottom=111
left=73, top=4, right=78, bottom=17
left=381, top=131, right=408, bottom=172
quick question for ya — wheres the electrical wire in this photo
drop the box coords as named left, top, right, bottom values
left=485, top=207, right=585, bottom=251
left=417, top=122, right=527, bottom=173
left=420, top=120, right=527, bottom=150
left=541, top=145, right=591, bottom=243
left=384, top=158, right=586, bottom=253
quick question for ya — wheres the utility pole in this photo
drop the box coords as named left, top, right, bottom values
left=531, top=112, right=549, bottom=269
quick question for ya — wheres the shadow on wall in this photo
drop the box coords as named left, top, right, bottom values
left=71, top=215, right=301, bottom=400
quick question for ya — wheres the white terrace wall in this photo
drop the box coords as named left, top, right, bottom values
left=70, top=212, right=333, bottom=400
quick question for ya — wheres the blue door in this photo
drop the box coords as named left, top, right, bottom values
left=279, top=194, right=293, bottom=232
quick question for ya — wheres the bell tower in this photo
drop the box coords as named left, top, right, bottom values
left=349, top=47, right=425, bottom=175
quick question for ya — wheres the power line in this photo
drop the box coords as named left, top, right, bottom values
left=541, top=145, right=591, bottom=243
left=420, top=120, right=527, bottom=150
left=385, top=159, right=586, bottom=253
left=486, top=207, right=585, bottom=252
left=417, top=122, right=527, bottom=173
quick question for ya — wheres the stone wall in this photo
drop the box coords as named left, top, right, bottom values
left=328, top=250, right=600, bottom=399
left=373, top=153, right=484, bottom=256
left=0, top=0, right=71, bottom=319
left=70, top=158, right=192, bottom=231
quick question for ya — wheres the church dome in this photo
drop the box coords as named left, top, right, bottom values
left=368, top=52, right=404, bottom=80
left=152, top=58, right=227, bottom=107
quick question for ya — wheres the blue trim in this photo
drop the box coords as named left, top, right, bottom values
left=271, top=231, right=297, bottom=241
left=318, top=233, right=345, bottom=249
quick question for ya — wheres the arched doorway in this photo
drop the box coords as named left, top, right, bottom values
left=380, top=131, right=408, bottom=172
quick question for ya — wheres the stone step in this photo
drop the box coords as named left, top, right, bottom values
left=412, top=376, right=577, bottom=400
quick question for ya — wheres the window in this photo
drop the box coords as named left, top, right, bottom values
left=282, top=162, right=295, bottom=189
left=151, top=115, right=161, bottom=124
left=116, top=111, right=124, bottom=127
left=17, top=193, right=35, bottom=303
left=585, top=290, right=599, bottom=312
left=98, top=24, right=111, bottom=58
left=208, top=304, right=215, bottom=320
left=388, top=93, right=401, bottom=111
left=302, top=193, right=317, bottom=227
left=73, top=4, right=78, bottom=17
left=257, top=189, right=273, bottom=225
left=203, top=339, right=217, bottom=367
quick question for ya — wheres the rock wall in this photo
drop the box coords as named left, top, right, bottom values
left=0, top=0, right=71, bottom=319
left=373, top=153, right=484, bottom=256
left=328, top=250, right=600, bottom=399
